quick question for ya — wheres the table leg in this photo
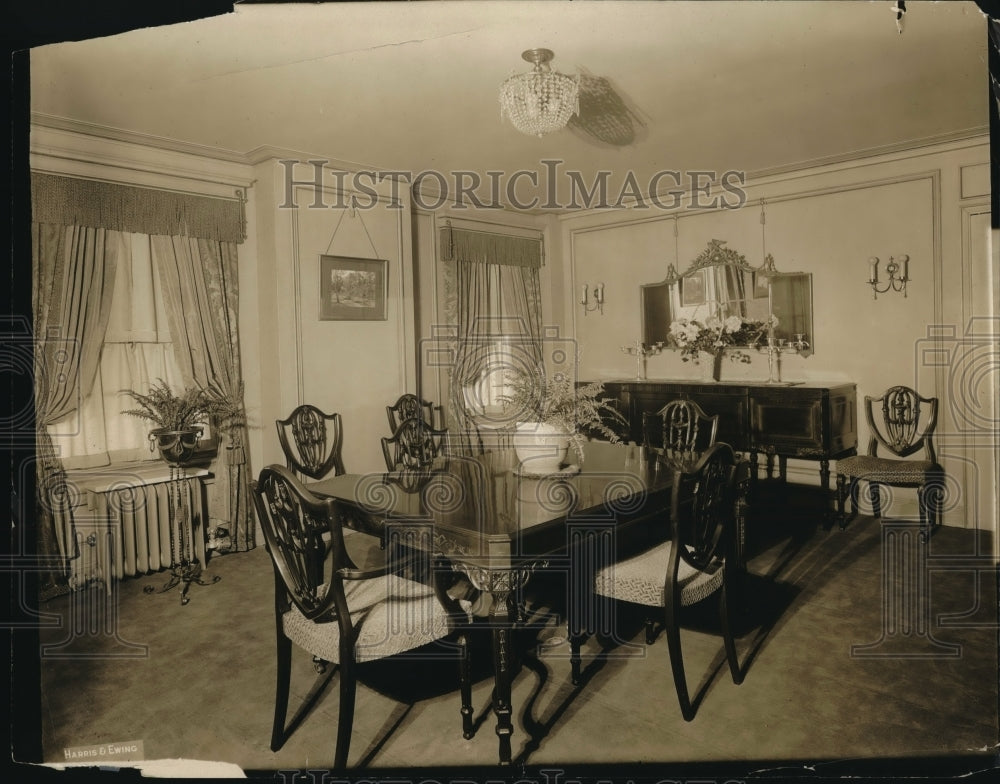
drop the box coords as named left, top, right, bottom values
left=488, top=591, right=514, bottom=765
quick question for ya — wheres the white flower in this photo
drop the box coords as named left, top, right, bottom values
left=724, top=316, right=743, bottom=333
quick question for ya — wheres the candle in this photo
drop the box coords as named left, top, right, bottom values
left=869, top=257, right=879, bottom=284
left=580, top=284, right=588, bottom=305
left=595, top=283, right=604, bottom=304
left=899, top=255, right=909, bottom=281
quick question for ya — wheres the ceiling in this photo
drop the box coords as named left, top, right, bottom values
left=29, top=1, right=990, bottom=210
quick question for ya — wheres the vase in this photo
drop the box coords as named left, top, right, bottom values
left=513, top=422, right=570, bottom=475
left=699, top=352, right=722, bottom=382
left=150, top=427, right=203, bottom=465
left=516, top=473, right=577, bottom=528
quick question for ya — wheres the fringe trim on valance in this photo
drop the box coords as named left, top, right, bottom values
left=31, top=174, right=246, bottom=244
left=439, top=225, right=542, bottom=268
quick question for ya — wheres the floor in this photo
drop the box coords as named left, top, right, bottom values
left=35, top=485, right=999, bottom=778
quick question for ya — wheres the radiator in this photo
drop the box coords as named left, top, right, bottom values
left=54, top=464, right=209, bottom=592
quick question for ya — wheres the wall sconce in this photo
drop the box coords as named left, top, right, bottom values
left=868, top=255, right=909, bottom=299
left=580, top=283, right=605, bottom=315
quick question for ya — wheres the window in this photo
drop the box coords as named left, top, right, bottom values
left=47, top=233, right=186, bottom=468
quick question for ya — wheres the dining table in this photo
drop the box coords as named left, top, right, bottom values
left=307, top=439, right=731, bottom=765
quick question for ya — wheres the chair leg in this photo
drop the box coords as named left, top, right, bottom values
left=271, top=633, right=292, bottom=751
left=334, top=661, right=357, bottom=768
left=457, top=633, right=474, bottom=740
left=569, top=631, right=584, bottom=685
left=663, top=604, right=694, bottom=721
left=918, top=480, right=941, bottom=543
left=718, top=581, right=743, bottom=685
left=869, top=481, right=882, bottom=519
left=836, top=474, right=847, bottom=528
left=922, top=471, right=945, bottom=540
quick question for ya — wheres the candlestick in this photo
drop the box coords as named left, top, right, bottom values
left=621, top=339, right=664, bottom=381
left=755, top=333, right=809, bottom=384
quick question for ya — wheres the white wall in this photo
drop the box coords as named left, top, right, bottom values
left=250, top=159, right=415, bottom=474
left=554, top=136, right=994, bottom=533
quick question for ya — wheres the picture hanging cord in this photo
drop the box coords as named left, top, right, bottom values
left=760, top=198, right=767, bottom=263
left=673, top=213, right=679, bottom=268
left=323, top=204, right=382, bottom=260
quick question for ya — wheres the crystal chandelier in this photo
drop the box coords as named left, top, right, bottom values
left=499, top=49, right=579, bottom=137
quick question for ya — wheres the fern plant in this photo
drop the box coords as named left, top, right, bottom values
left=122, top=379, right=245, bottom=432
left=500, top=370, right=627, bottom=462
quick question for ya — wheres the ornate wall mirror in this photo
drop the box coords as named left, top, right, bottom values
left=641, top=239, right=813, bottom=354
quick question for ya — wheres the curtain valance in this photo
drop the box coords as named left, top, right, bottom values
left=439, top=225, right=542, bottom=268
left=31, top=174, right=246, bottom=244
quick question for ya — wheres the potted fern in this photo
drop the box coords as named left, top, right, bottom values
left=500, top=369, right=627, bottom=473
left=122, top=380, right=245, bottom=465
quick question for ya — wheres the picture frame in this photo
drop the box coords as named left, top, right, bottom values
left=680, top=270, right=706, bottom=306
left=753, top=271, right=771, bottom=299
left=319, top=256, right=388, bottom=321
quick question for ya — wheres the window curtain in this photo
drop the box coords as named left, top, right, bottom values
left=439, top=224, right=543, bottom=454
left=32, top=223, right=122, bottom=588
left=47, top=233, right=186, bottom=467
left=151, top=235, right=254, bottom=553
left=31, top=174, right=250, bottom=594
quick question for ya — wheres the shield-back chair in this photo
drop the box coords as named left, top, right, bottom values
left=381, top=416, right=449, bottom=472
left=386, top=393, right=444, bottom=432
left=573, top=443, right=747, bottom=720
left=276, top=404, right=346, bottom=481
left=251, top=465, right=473, bottom=768
left=836, top=385, right=943, bottom=539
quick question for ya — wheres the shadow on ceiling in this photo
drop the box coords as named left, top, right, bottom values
left=567, top=71, right=647, bottom=148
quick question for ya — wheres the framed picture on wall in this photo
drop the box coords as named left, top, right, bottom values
left=680, top=270, right=706, bottom=306
left=319, top=256, right=388, bottom=321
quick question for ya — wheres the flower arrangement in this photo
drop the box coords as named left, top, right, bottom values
left=667, top=315, right=776, bottom=364
left=500, top=369, right=627, bottom=462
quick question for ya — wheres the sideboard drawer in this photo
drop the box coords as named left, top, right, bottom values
left=749, top=384, right=857, bottom=457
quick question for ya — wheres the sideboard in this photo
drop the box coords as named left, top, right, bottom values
left=598, top=380, right=858, bottom=493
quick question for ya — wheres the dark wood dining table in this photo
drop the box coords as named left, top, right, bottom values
left=308, top=439, right=679, bottom=765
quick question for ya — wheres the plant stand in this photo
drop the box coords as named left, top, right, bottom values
left=143, top=464, right=220, bottom=605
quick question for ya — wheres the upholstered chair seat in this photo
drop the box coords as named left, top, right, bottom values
left=836, top=455, right=936, bottom=485
left=594, top=544, right=724, bottom=609
left=281, top=573, right=452, bottom=664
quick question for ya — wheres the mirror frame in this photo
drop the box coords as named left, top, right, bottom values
left=640, top=239, right=813, bottom=354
